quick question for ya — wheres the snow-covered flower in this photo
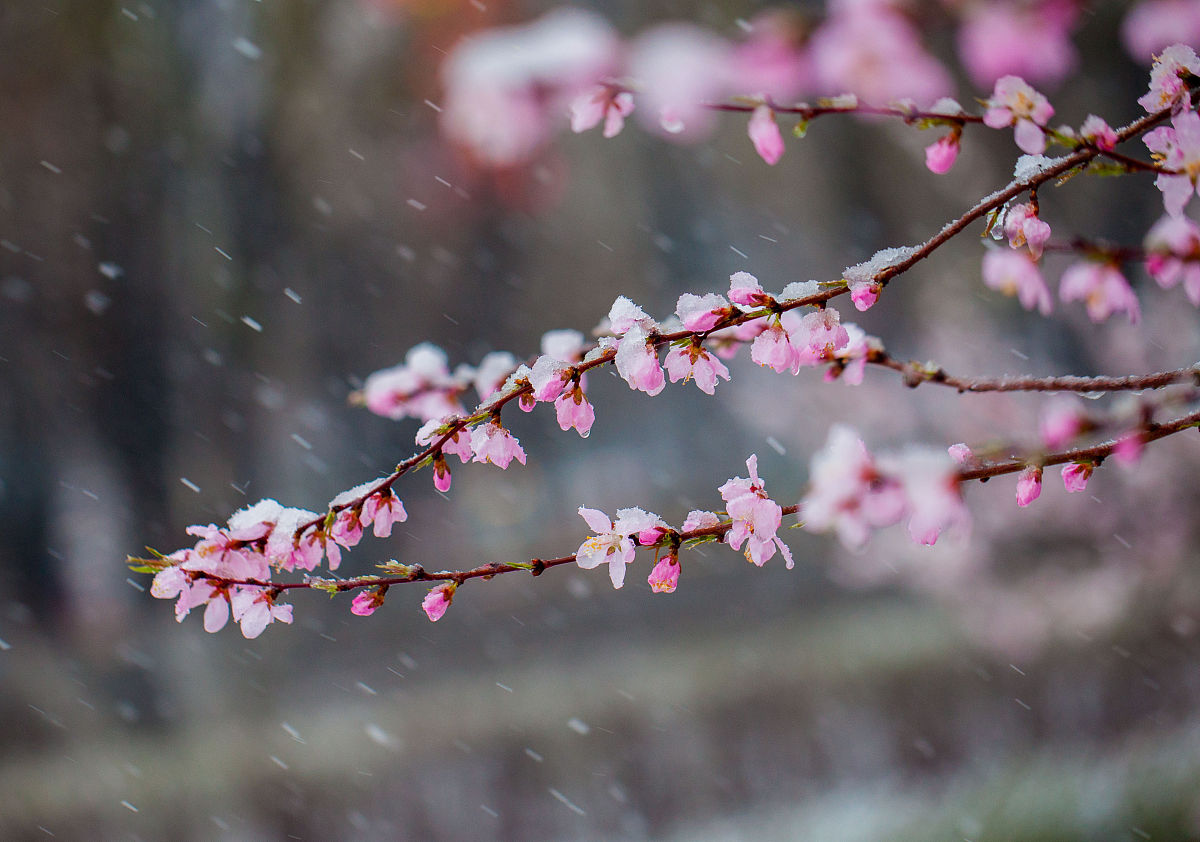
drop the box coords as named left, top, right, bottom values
left=983, top=75, right=1055, bottom=154
left=728, top=271, right=774, bottom=308
left=675, top=292, right=730, bottom=332
left=1136, top=43, right=1200, bottom=113
left=470, top=418, right=527, bottom=468
left=1079, top=114, right=1119, bottom=152
left=614, top=324, right=666, bottom=395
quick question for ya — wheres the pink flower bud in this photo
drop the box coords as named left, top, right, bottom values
left=648, top=556, right=681, bottom=593
left=351, top=587, right=387, bottom=617
left=924, top=132, right=959, bottom=174
left=947, top=443, right=973, bottom=464
left=748, top=104, right=785, bottom=165
left=1061, top=462, right=1093, bottom=492
left=422, top=582, right=457, bottom=622
left=1016, top=466, right=1043, bottom=507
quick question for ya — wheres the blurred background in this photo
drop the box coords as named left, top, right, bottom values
left=3, top=0, right=1200, bottom=839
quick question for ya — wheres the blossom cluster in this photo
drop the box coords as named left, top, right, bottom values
left=135, top=6, right=1200, bottom=640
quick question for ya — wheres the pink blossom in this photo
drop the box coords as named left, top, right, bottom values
left=648, top=556, right=681, bottom=593
left=924, top=132, right=960, bottom=174
left=1040, top=399, right=1085, bottom=449
left=554, top=385, right=595, bottom=436
left=361, top=490, right=408, bottom=539
left=204, top=595, right=230, bottom=633
left=433, top=455, right=452, bottom=493
left=416, top=417, right=475, bottom=464
left=802, top=425, right=905, bottom=549
left=1124, top=8, right=1200, bottom=64
left=363, top=343, right=465, bottom=423
left=748, top=104, right=785, bottom=165
left=728, top=271, right=774, bottom=308
left=440, top=9, right=618, bottom=166
left=472, top=351, right=518, bottom=402
left=576, top=507, right=666, bottom=588
left=1079, top=114, right=1119, bottom=152
left=470, top=418, right=527, bottom=469
left=351, top=588, right=386, bottom=617
left=982, top=249, right=1053, bottom=315
left=1059, top=260, right=1141, bottom=323
left=627, top=23, right=732, bottom=139
left=983, top=76, right=1055, bottom=154
left=330, top=507, right=363, bottom=550
left=956, top=1, right=1078, bottom=88
left=788, top=306, right=850, bottom=366
left=1136, top=43, right=1200, bottom=112
left=827, top=323, right=879, bottom=385
left=751, top=319, right=800, bottom=374
left=422, top=582, right=457, bottom=622
left=607, top=295, right=656, bottom=335
left=682, top=510, right=721, bottom=532
left=881, top=449, right=970, bottom=546
left=614, top=324, right=666, bottom=396
left=948, top=443, right=974, bottom=464
left=1145, top=110, right=1200, bottom=217
left=675, top=292, right=730, bottom=332
left=1144, top=214, right=1200, bottom=304
left=541, top=329, right=587, bottom=362
left=726, top=10, right=811, bottom=102
left=849, top=281, right=880, bottom=311
left=1003, top=202, right=1052, bottom=259
left=1061, top=462, right=1093, bottom=492
left=569, top=85, right=635, bottom=138
left=707, top=320, right=765, bottom=360
left=1016, top=466, right=1043, bottom=508
left=719, top=454, right=793, bottom=568
left=808, top=2, right=952, bottom=106
left=231, top=586, right=294, bottom=638
left=664, top=342, right=731, bottom=395
left=528, top=355, right=570, bottom=402
left=1114, top=432, right=1145, bottom=464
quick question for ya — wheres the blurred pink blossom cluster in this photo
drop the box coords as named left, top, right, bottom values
left=438, top=1, right=1187, bottom=168
left=801, top=425, right=968, bottom=549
